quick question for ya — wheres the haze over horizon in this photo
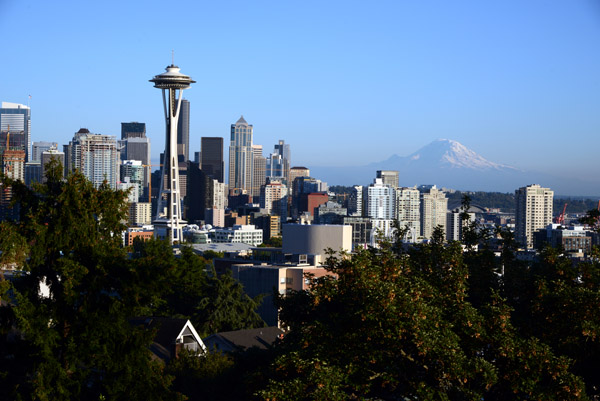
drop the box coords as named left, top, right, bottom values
left=1, top=0, right=599, bottom=191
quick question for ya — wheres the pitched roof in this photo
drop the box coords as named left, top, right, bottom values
left=204, top=327, right=284, bottom=352
left=236, top=115, right=247, bottom=125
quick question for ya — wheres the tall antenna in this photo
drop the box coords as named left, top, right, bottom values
left=172, top=50, right=174, bottom=65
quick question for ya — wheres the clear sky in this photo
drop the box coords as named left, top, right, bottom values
left=1, top=0, right=599, bottom=184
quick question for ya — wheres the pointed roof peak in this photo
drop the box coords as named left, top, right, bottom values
left=236, top=115, right=247, bottom=125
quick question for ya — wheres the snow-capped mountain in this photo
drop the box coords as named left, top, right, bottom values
left=389, top=139, right=516, bottom=171
left=403, top=139, right=515, bottom=171
left=310, top=139, right=595, bottom=195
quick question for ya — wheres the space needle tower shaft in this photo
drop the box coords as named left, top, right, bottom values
left=150, top=64, right=195, bottom=243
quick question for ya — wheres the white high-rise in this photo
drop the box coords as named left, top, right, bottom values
left=396, top=187, right=420, bottom=242
left=65, top=129, right=118, bottom=189
left=366, top=178, right=395, bottom=220
left=420, top=186, right=448, bottom=240
left=515, top=184, right=554, bottom=249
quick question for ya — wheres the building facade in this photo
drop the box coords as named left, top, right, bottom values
left=396, top=186, right=420, bottom=242
left=200, top=137, right=224, bottom=182
left=420, top=185, right=448, bottom=240
left=376, top=170, right=399, bottom=189
left=366, top=178, right=395, bottom=220
left=228, top=116, right=254, bottom=193
left=65, top=128, right=119, bottom=189
left=515, top=184, right=554, bottom=249
left=0, top=102, right=31, bottom=162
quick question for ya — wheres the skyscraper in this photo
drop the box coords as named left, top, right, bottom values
left=1, top=102, right=31, bottom=162
left=252, top=144, right=266, bottom=201
left=228, top=116, right=254, bottom=194
left=200, top=137, right=224, bottom=183
left=366, top=178, right=395, bottom=220
left=177, top=99, right=190, bottom=162
left=396, top=186, right=420, bottom=242
left=64, top=128, right=119, bottom=189
left=420, top=186, right=448, bottom=240
left=515, top=184, right=554, bottom=249
left=150, top=64, right=195, bottom=243
left=266, top=140, right=291, bottom=184
left=118, top=122, right=150, bottom=192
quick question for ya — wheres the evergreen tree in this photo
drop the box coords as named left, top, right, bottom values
left=0, top=162, right=178, bottom=400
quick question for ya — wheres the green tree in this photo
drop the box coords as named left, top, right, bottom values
left=259, top=242, right=587, bottom=400
left=0, top=162, right=179, bottom=400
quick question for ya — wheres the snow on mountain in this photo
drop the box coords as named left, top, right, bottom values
left=399, top=139, right=516, bottom=171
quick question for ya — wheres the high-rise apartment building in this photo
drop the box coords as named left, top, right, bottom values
left=228, top=116, right=254, bottom=193
left=252, top=144, right=266, bottom=201
left=260, top=180, right=288, bottom=217
left=377, top=170, right=399, bottom=189
left=515, top=184, right=554, bottom=249
left=366, top=178, right=395, bottom=220
left=1, top=102, right=31, bottom=162
left=396, top=186, right=420, bottom=242
left=348, top=185, right=363, bottom=216
left=200, top=137, right=224, bottom=182
left=446, top=208, right=476, bottom=242
left=64, top=128, right=119, bottom=189
left=177, top=99, right=190, bottom=162
left=266, top=140, right=291, bottom=184
left=420, top=186, right=448, bottom=240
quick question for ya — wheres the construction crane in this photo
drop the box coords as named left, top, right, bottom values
left=142, top=164, right=162, bottom=203
left=554, top=203, right=568, bottom=225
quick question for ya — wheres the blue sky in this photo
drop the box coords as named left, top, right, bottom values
left=1, top=0, right=599, bottom=185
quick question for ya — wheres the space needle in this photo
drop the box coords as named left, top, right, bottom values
left=150, top=63, right=195, bottom=243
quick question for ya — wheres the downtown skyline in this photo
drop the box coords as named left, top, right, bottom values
left=1, top=0, right=599, bottom=190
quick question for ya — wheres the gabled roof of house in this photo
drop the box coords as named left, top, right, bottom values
left=130, top=317, right=205, bottom=360
left=204, top=326, right=284, bottom=352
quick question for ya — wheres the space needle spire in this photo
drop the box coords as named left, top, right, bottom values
left=150, top=63, right=195, bottom=243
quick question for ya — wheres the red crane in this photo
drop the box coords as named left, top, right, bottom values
left=554, top=203, right=567, bottom=225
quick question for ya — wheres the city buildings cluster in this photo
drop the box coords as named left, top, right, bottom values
left=1, top=64, right=597, bottom=258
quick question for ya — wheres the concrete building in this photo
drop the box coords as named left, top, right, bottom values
left=420, top=185, right=448, bottom=240
left=64, top=128, right=119, bottom=189
left=289, top=166, right=310, bottom=188
left=1, top=102, right=31, bottom=162
left=32, top=141, right=57, bottom=162
left=515, top=184, right=554, bottom=249
left=534, top=224, right=592, bottom=254
left=1, top=149, right=25, bottom=182
left=396, top=186, right=420, bottom=242
left=231, top=264, right=331, bottom=326
left=228, top=116, right=254, bottom=194
left=120, top=160, right=144, bottom=201
left=210, top=224, right=263, bottom=246
left=200, top=137, right=224, bottom=182
left=348, top=185, right=363, bottom=216
left=446, top=208, right=476, bottom=242
left=251, top=144, right=266, bottom=200
left=41, top=147, right=65, bottom=182
left=315, top=201, right=347, bottom=224
left=366, top=178, right=395, bottom=220
left=260, top=180, right=288, bottom=217
left=282, top=224, right=352, bottom=256
left=376, top=170, right=399, bottom=189
left=343, top=216, right=373, bottom=249
left=128, top=202, right=152, bottom=226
